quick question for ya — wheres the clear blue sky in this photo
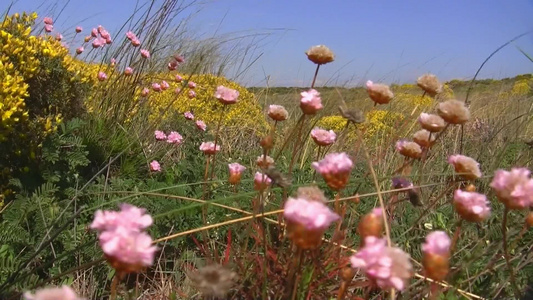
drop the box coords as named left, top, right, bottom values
left=3, top=0, right=533, bottom=87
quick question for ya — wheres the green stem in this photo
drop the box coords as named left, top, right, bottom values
left=209, top=107, right=226, bottom=180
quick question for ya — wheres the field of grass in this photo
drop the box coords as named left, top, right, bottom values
left=1, top=2, right=533, bottom=300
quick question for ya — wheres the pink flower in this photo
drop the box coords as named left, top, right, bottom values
left=188, top=90, right=196, bottom=99
left=284, top=197, right=339, bottom=230
left=175, top=74, right=183, bottom=82
left=75, top=47, right=84, bottom=54
left=149, top=160, right=161, bottom=172
left=24, top=285, right=81, bottom=300
left=166, top=131, right=183, bottom=145
left=75, top=26, right=82, bottom=33
left=253, top=172, right=272, bottom=191
left=168, top=61, right=178, bottom=71
left=131, top=38, right=141, bottom=47
left=366, top=80, right=394, bottom=105
left=105, top=38, right=113, bottom=45
left=268, top=105, right=289, bottom=121
left=43, top=17, right=53, bottom=25
left=188, top=81, right=197, bottom=89
left=141, top=88, right=149, bottom=97
left=214, top=85, right=239, bottom=104
left=199, top=142, right=220, bottom=155
left=228, top=163, right=246, bottom=185
left=448, top=155, right=482, bottom=180
left=97, top=71, right=107, bottom=81
left=91, top=204, right=157, bottom=272
left=91, top=28, right=98, bottom=37
left=418, top=113, right=446, bottom=133
left=256, top=155, right=275, bottom=168
left=92, top=38, right=105, bottom=48
left=184, top=111, right=194, bottom=120
left=350, top=236, right=413, bottom=291
left=422, top=231, right=451, bottom=256
left=174, top=55, right=185, bottom=63
left=55, top=33, right=63, bottom=41
left=195, top=120, right=206, bottom=131
left=312, top=152, right=353, bottom=190
left=395, top=139, right=422, bottom=159
left=453, top=189, right=491, bottom=222
left=152, top=83, right=162, bottom=92
left=490, top=168, right=533, bottom=210
left=300, top=89, right=323, bottom=115
left=91, top=203, right=153, bottom=232
left=99, top=29, right=110, bottom=40
left=160, top=81, right=170, bottom=90
left=140, top=49, right=150, bottom=58
left=126, top=31, right=137, bottom=40
left=174, top=88, right=181, bottom=95
left=110, top=58, right=116, bottom=66
left=44, top=24, right=53, bottom=32
left=310, top=127, right=336, bottom=146
left=154, top=130, right=167, bottom=141
left=124, top=67, right=133, bottom=76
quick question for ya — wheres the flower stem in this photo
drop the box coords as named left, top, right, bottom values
left=290, top=248, right=304, bottom=300
left=110, top=271, right=123, bottom=300
left=502, top=207, right=521, bottom=298
left=311, top=64, right=321, bottom=89
left=449, top=219, right=462, bottom=256
left=209, top=106, right=226, bottom=180
left=288, top=115, right=306, bottom=175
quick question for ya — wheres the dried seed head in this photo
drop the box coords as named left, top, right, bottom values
left=413, top=129, right=436, bottom=148
left=305, top=45, right=335, bottom=65
left=187, top=264, right=238, bottom=298
left=339, top=106, right=365, bottom=124
left=418, top=113, right=446, bottom=132
left=296, top=186, right=327, bottom=203
left=417, top=74, right=443, bottom=97
left=366, top=80, right=394, bottom=105
left=396, top=140, right=423, bottom=159
left=437, top=100, right=470, bottom=125
left=256, top=155, right=275, bottom=168
left=265, top=166, right=292, bottom=188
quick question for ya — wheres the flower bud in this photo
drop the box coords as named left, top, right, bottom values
left=357, top=208, right=383, bottom=242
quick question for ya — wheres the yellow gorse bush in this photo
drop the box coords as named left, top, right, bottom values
left=146, top=73, right=268, bottom=133
left=511, top=79, right=531, bottom=96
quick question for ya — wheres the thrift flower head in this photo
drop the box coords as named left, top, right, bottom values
left=453, top=189, right=491, bottom=222
left=160, top=81, right=170, bottom=90
left=350, top=237, right=413, bottom=291
left=55, top=33, right=63, bottom=41
left=413, top=129, right=436, bottom=148
left=84, top=36, right=91, bottom=42
left=24, top=285, right=81, bottom=300
left=175, top=74, right=183, bottom=82
left=188, top=81, right=197, bottom=89
left=91, top=28, right=98, bottom=37
left=418, top=113, right=446, bottom=132
left=300, top=89, right=323, bottom=115
left=490, top=168, right=533, bottom=210
left=366, top=80, right=394, bottom=105
left=152, top=83, right=162, bottom=92
left=131, top=38, right=141, bottom=47
left=437, top=100, right=470, bottom=125
left=75, top=26, right=82, bottom=33
left=141, top=88, right=149, bottom=97
left=448, top=154, right=482, bottom=180
left=357, top=208, right=383, bottom=241
left=92, top=38, right=105, bottom=48
left=97, top=71, right=107, bottom=81
left=168, top=61, right=178, bottom=71
left=392, top=177, right=413, bottom=189
left=174, top=55, right=185, bottom=63
left=311, top=127, right=336, bottom=146
left=43, top=17, right=53, bottom=25
left=417, top=74, right=443, bottom=97
left=305, top=45, right=335, bottom=65
left=140, top=49, right=150, bottom=58
left=200, top=142, right=220, bottom=155
left=284, top=196, right=339, bottom=249
left=44, top=24, right=53, bottom=32
left=253, top=172, right=272, bottom=191
left=228, top=163, right=246, bottom=185
left=256, top=155, right=275, bottom=168
left=166, top=131, right=183, bottom=145
left=188, top=90, right=197, bottom=99
left=76, top=47, right=84, bottom=54
left=174, top=88, right=182, bottom=95
left=124, top=67, right=133, bottom=76
left=184, top=111, right=194, bottom=120
left=196, top=120, right=206, bottom=131
left=396, top=140, right=422, bottom=159
left=150, top=160, right=161, bottom=172
left=422, top=231, right=451, bottom=281
left=268, top=105, right=289, bottom=121
left=215, top=85, right=239, bottom=104
left=312, top=152, right=354, bottom=190
left=154, top=130, right=167, bottom=141
left=91, top=204, right=157, bottom=273
left=126, top=31, right=136, bottom=40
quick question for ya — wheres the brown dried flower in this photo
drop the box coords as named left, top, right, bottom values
left=256, top=155, right=274, bottom=168
left=305, top=45, right=335, bottom=65
left=396, top=140, right=423, bottom=159
left=265, top=166, right=292, bottom=188
left=418, top=113, right=446, bottom=132
left=187, top=264, right=238, bottom=298
left=437, top=99, right=470, bottom=125
left=413, top=129, right=436, bottom=148
left=268, top=105, right=289, bottom=121
left=296, top=186, right=327, bottom=203
left=417, top=74, right=443, bottom=97
left=366, top=80, right=394, bottom=105
left=339, top=106, right=365, bottom=124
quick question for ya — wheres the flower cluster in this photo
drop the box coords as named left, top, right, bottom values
left=90, top=204, right=157, bottom=273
